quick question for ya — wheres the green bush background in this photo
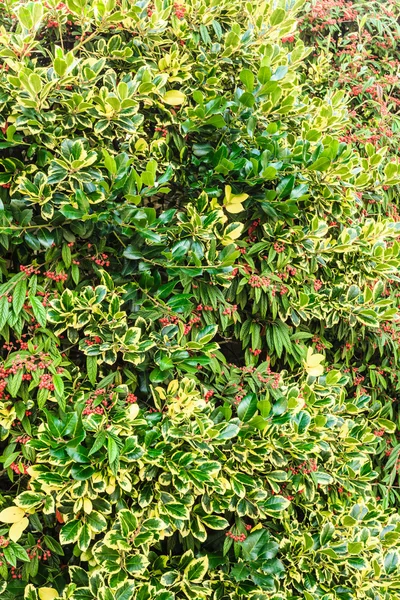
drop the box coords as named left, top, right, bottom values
left=0, top=0, right=399, bottom=598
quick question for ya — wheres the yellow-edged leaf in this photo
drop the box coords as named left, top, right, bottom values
left=162, top=90, right=186, bottom=105
left=83, top=498, right=93, bottom=514
left=230, top=193, right=249, bottom=203
left=222, top=223, right=244, bottom=245
left=304, top=347, right=325, bottom=376
left=225, top=202, right=245, bottom=214
left=223, top=185, right=248, bottom=213
left=39, top=588, right=59, bottom=600
left=27, top=466, right=40, bottom=479
left=227, top=224, right=243, bottom=240
left=0, top=506, right=25, bottom=523
left=9, top=517, right=29, bottom=542
left=155, top=386, right=166, bottom=399
left=307, top=354, right=325, bottom=367
left=305, top=365, right=324, bottom=377
left=128, top=403, right=140, bottom=420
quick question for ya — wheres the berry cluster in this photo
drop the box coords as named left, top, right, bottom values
left=374, top=429, right=385, bottom=437
left=313, top=279, right=323, bottom=291
left=82, top=388, right=111, bottom=416
left=85, top=336, right=102, bottom=346
left=248, top=275, right=271, bottom=288
left=312, top=335, right=326, bottom=353
left=0, top=353, right=55, bottom=399
left=44, top=270, right=68, bottom=282
left=204, top=389, right=214, bottom=403
left=255, top=366, right=281, bottom=389
left=273, top=242, right=285, bottom=253
left=288, top=459, right=318, bottom=476
left=89, top=252, right=110, bottom=267
left=159, top=314, right=179, bottom=327
left=196, top=304, right=213, bottom=312
left=173, top=2, right=186, bottom=19
left=38, top=374, right=55, bottom=390
left=20, top=264, right=40, bottom=276
left=225, top=531, right=247, bottom=542
left=183, top=314, right=201, bottom=335
left=155, top=126, right=168, bottom=137
left=27, top=539, right=51, bottom=561
left=222, top=304, right=237, bottom=316
left=247, top=219, right=260, bottom=242
left=249, top=348, right=262, bottom=356
left=10, top=462, right=29, bottom=475
left=9, top=566, right=22, bottom=579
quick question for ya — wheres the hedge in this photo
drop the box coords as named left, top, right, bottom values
left=0, top=0, right=400, bottom=599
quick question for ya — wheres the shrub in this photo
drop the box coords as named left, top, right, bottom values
left=0, top=0, right=400, bottom=599
left=297, top=0, right=400, bottom=508
left=299, top=0, right=400, bottom=153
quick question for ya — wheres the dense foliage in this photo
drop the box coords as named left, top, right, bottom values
left=298, top=0, right=400, bottom=508
left=0, top=0, right=400, bottom=599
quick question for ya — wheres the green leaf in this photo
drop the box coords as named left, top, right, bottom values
left=86, top=511, right=107, bottom=533
left=385, top=551, right=399, bottom=574
left=263, top=496, right=290, bottom=515
left=53, top=374, right=65, bottom=410
left=320, top=522, right=335, bottom=545
left=60, top=520, right=82, bottom=544
left=293, top=411, right=311, bottom=435
left=24, top=584, right=39, bottom=600
left=8, top=369, right=23, bottom=398
left=308, top=157, right=331, bottom=171
left=164, top=502, right=189, bottom=519
left=214, top=422, right=240, bottom=440
left=231, top=562, right=250, bottom=582
left=9, top=542, right=29, bottom=562
left=107, top=435, right=120, bottom=464
left=59, top=206, right=85, bottom=220
left=15, top=492, right=43, bottom=508
left=240, top=69, right=254, bottom=92
left=115, top=583, right=135, bottom=600
left=29, top=295, right=47, bottom=327
left=241, top=530, right=278, bottom=561
left=4, top=545, right=16, bottom=567
left=89, top=431, right=106, bottom=456
left=237, top=394, right=258, bottom=422
left=162, top=90, right=186, bottom=105
left=13, top=279, right=27, bottom=316
left=196, top=324, right=218, bottom=344
left=126, top=554, right=149, bottom=574
left=239, top=92, right=255, bottom=108
left=0, top=295, right=9, bottom=331
left=347, top=285, right=360, bottom=301
left=270, top=7, right=285, bottom=25
left=78, top=523, right=91, bottom=551
left=200, top=515, right=229, bottom=530
left=62, top=243, right=72, bottom=269
left=276, top=175, right=295, bottom=198
left=356, top=309, right=379, bottom=327
left=43, top=535, right=64, bottom=556
left=87, top=355, right=98, bottom=385
left=184, top=556, right=208, bottom=583
left=70, top=464, right=95, bottom=481
left=376, top=418, right=396, bottom=433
